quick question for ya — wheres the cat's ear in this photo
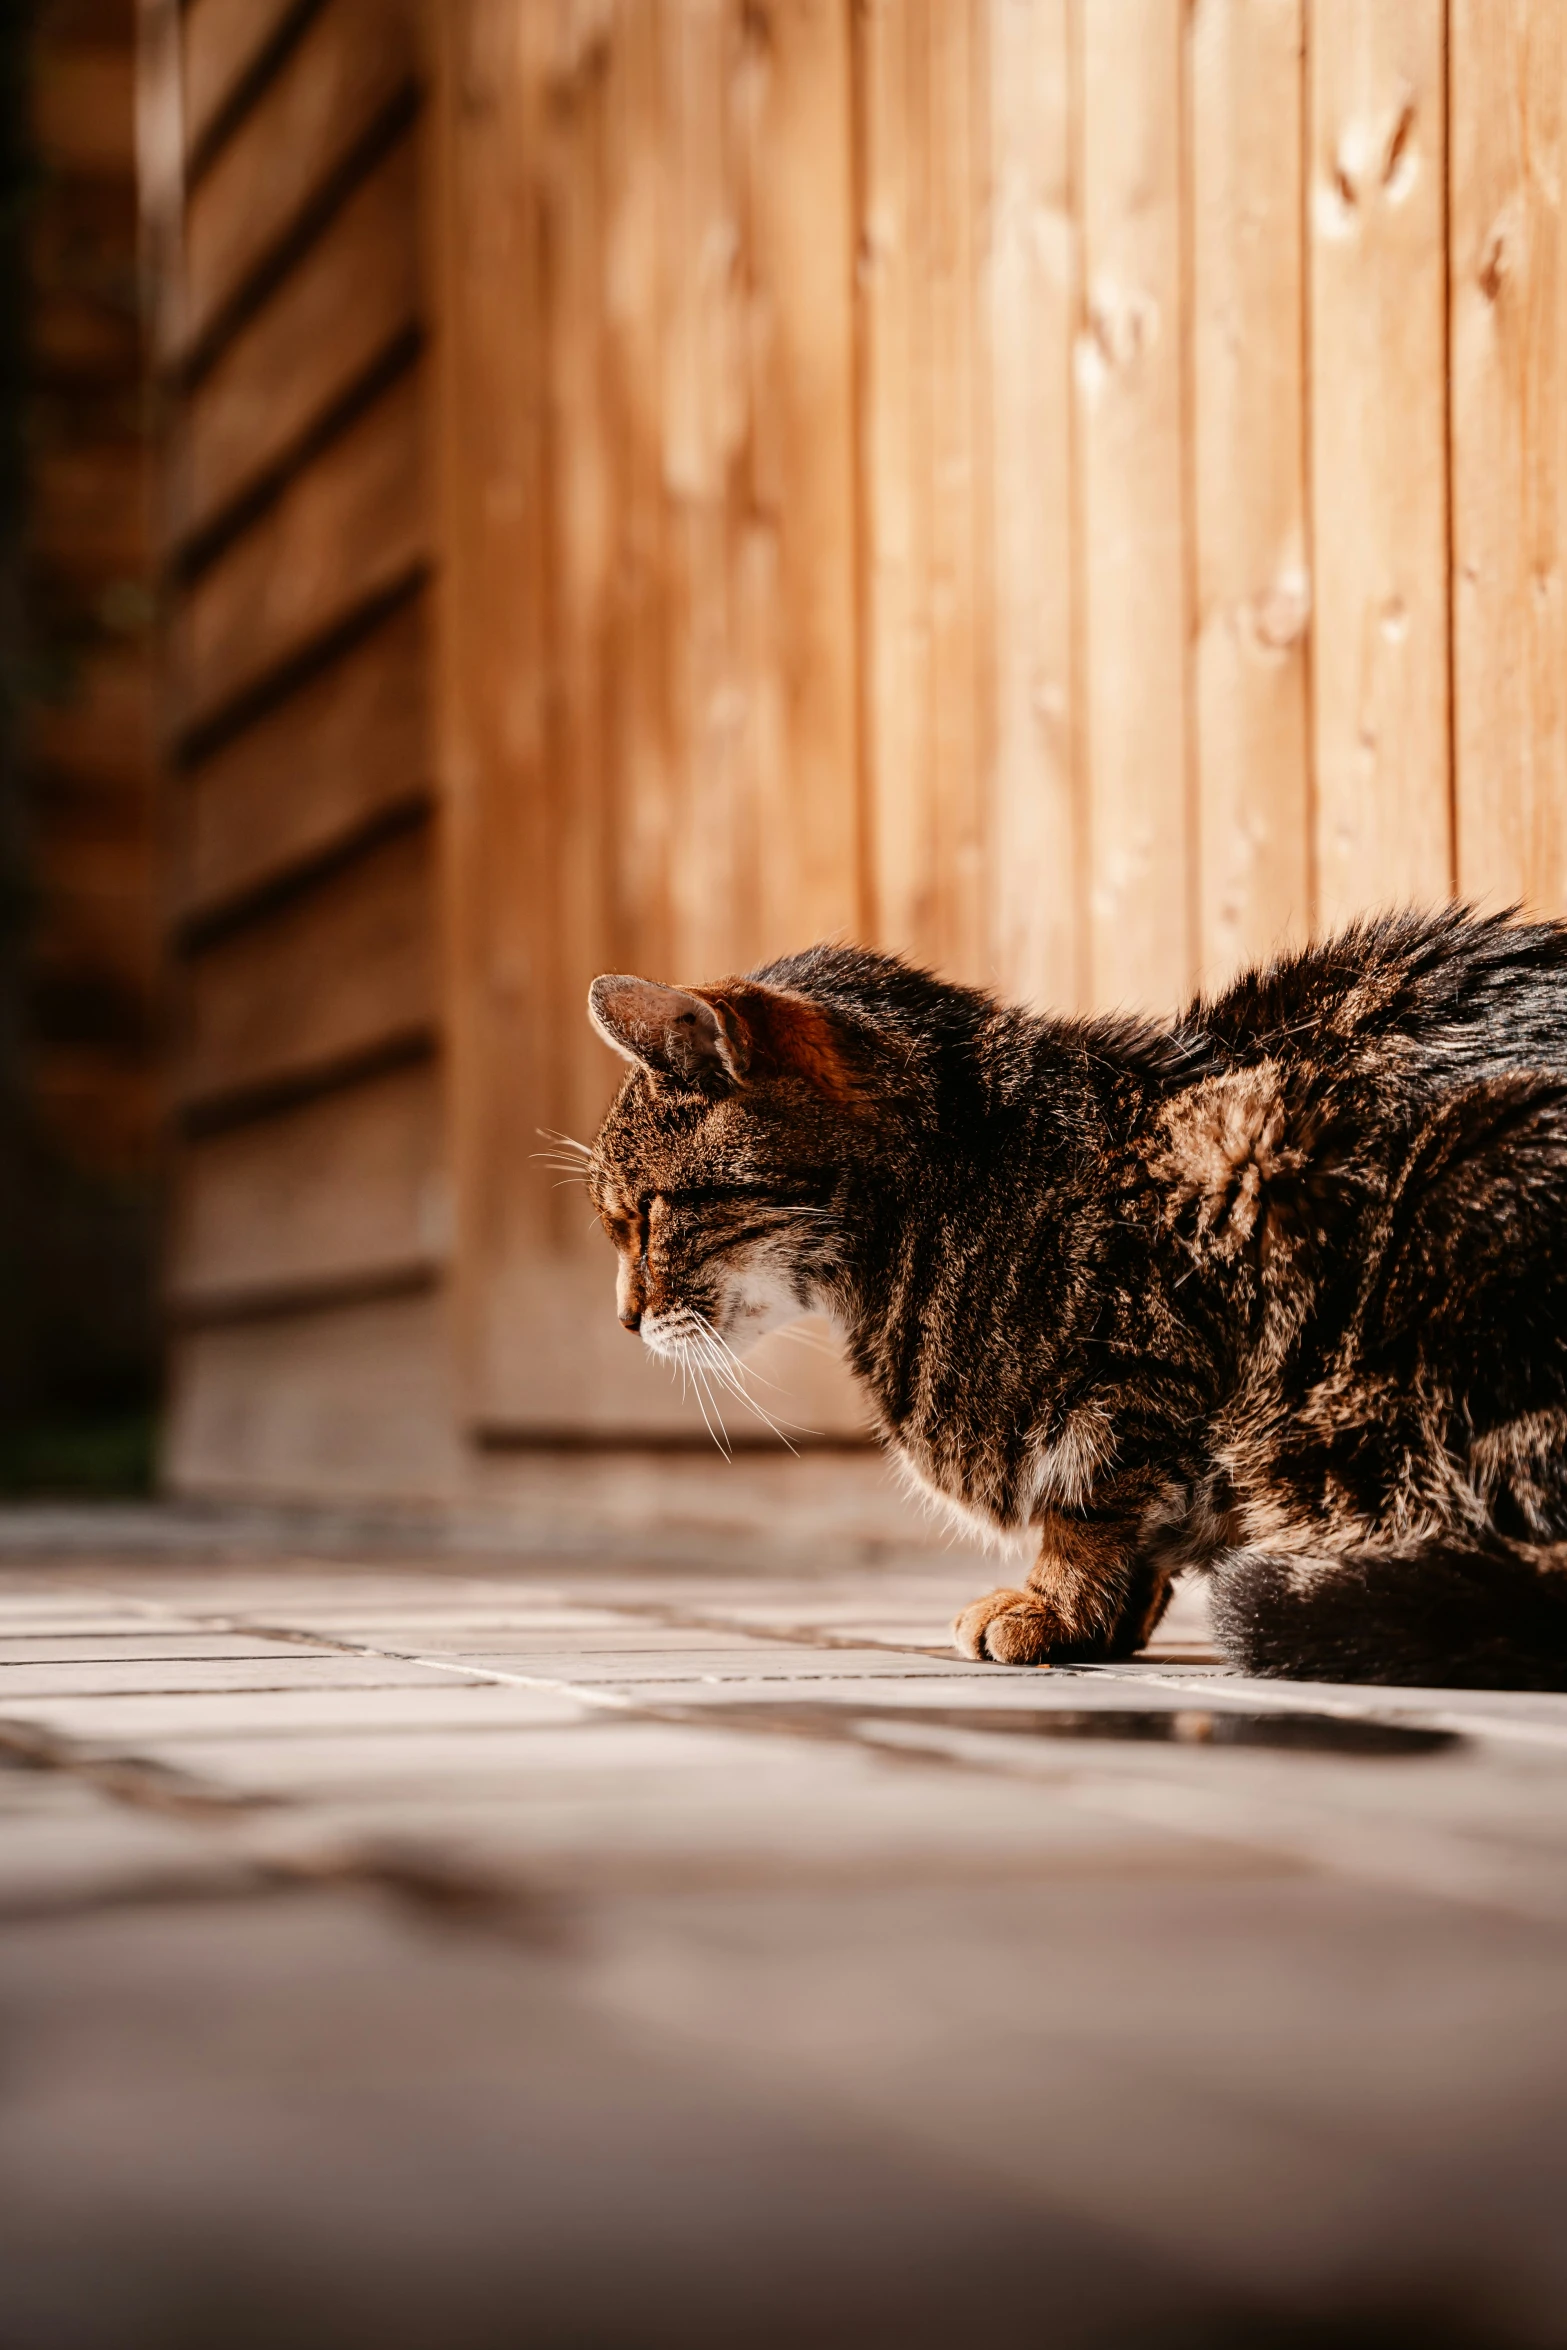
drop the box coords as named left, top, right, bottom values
left=587, top=975, right=750, bottom=1086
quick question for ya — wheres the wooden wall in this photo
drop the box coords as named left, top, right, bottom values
left=25, top=0, right=159, bottom=1180
left=155, top=0, right=459, bottom=1495
left=5, top=0, right=160, bottom=1452
left=154, top=0, right=1567, bottom=1491
left=427, top=0, right=868, bottom=1437
left=428, top=0, right=1535, bottom=1447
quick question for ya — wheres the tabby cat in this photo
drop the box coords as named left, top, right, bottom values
left=585, top=909, right=1567, bottom=1688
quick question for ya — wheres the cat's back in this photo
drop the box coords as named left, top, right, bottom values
left=1193, top=906, right=1567, bottom=1092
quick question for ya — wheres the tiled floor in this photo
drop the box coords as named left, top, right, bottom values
left=0, top=1503, right=1564, bottom=2347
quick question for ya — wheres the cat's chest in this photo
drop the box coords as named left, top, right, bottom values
left=891, top=1399, right=1115, bottom=1538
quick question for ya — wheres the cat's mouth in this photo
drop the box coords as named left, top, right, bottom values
left=640, top=1276, right=807, bottom=1366
left=638, top=1306, right=717, bottom=1364
left=637, top=1304, right=804, bottom=1451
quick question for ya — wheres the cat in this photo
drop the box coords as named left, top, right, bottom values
left=584, top=907, right=1567, bottom=1689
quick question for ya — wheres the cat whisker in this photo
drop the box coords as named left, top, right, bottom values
left=689, top=1321, right=806, bottom=1451
left=535, top=1127, right=594, bottom=1161
left=702, top=1310, right=836, bottom=1390
left=687, top=1358, right=732, bottom=1459
left=656, top=1320, right=733, bottom=1459
left=699, top=1318, right=784, bottom=1389
left=768, top=1323, right=842, bottom=1363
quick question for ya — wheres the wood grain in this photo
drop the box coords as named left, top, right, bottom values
left=428, top=0, right=864, bottom=1437
left=179, top=822, right=436, bottom=1109
left=857, top=0, right=998, bottom=988
left=32, top=39, right=136, bottom=176
left=180, top=132, right=421, bottom=539
left=31, top=649, right=155, bottom=801
left=736, top=0, right=861, bottom=966
left=659, top=0, right=746, bottom=986
left=1077, top=0, right=1191, bottom=1013
left=1190, top=0, right=1311, bottom=986
left=169, top=1060, right=445, bottom=1310
left=164, top=1290, right=462, bottom=1500
left=176, top=369, right=425, bottom=731
left=183, top=0, right=417, bottom=359
left=1450, top=0, right=1567, bottom=916
left=425, top=0, right=555, bottom=1428
left=1308, top=0, right=1451, bottom=922
left=856, top=0, right=931, bottom=969
left=183, top=0, right=308, bottom=163
left=542, top=4, right=618, bottom=1182
left=923, top=0, right=988, bottom=986
left=159, top=0, right=1567, bottom=1495
left=985, top=0, right=1077, bottom=1012
left=31, top=445, right=145, bottom=583
left=29, top=820, right=159, bottom=1003
left=177, top=596, right=429, bottom=921
left=604, top=0, right=673, bottom=984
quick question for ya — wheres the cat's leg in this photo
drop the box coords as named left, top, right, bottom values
left=953, top=1479, right=1176, bottom=1666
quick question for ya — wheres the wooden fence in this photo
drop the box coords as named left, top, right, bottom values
left=156, top=0, right=1567, bottom=1495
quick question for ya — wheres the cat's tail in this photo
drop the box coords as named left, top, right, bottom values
left=1208, top=1537, right=1567, bottom=1690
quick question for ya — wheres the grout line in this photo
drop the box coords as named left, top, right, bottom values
left=16, top=1579, right=1567, bottom=1928
left=38, top=1575, right=1567, bottom=1752
left=1085, top=1664, right=1567, bottom=1753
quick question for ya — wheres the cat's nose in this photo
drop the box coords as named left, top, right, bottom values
left=620, top=1305, right=642, bottom=1334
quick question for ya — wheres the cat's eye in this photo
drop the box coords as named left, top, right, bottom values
left=659, top=1183, right=781, bottom=1209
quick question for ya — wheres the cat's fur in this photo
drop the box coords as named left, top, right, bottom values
left=584, top=909, right=1567, bottom=1688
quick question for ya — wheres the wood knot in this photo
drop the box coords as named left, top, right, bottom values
left=1247, top=569, right=1310, bottom=655
left=1078, top=284, right=1159, bottom=391
left=1383, top=98, right=1417, bottom=198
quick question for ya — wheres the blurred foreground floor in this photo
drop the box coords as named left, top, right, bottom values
left=0, top=1497, right=1564, bottom=2348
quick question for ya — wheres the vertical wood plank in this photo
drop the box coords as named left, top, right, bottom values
left=1189, top=0, right=1312, bottom=989
left=858, top=0, right=994, bottom=988
left=857, top=0, right=936, bottom=968
left=604, top=0, right=674, bottom=985
left=739, top=0, right=862, bottom=962
left=661, top=0, right=750, bottom=982
left=1076, top=0, right=1191, bottom=1012
left=425, top=0, right=556, bottom=1418
left=1308, top=0, right=1451, bottom=923
left=429, top=0, right=864, bottom=1434
left=924, top=0, right=988, bottom=984
left=985, top=0, right=1078, bottom=1012
left=544, top=6, right=621, bottom=1193
left=1450, top=0, right=1567, bottom=916
left=652, top=0, right=861, bottom=984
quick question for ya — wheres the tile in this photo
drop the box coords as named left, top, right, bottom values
left=0, top=1657, right=464, bottom=1698
left=0, top=1678, right=591, bottom=1742
left=0, top=1635, right=344, bottom=1664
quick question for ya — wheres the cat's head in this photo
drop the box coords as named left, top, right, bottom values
left=584, top=969, right=873, bottom=1365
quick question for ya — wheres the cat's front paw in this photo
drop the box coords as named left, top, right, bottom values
left=953, top=1587, right=1069, bottom=1666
